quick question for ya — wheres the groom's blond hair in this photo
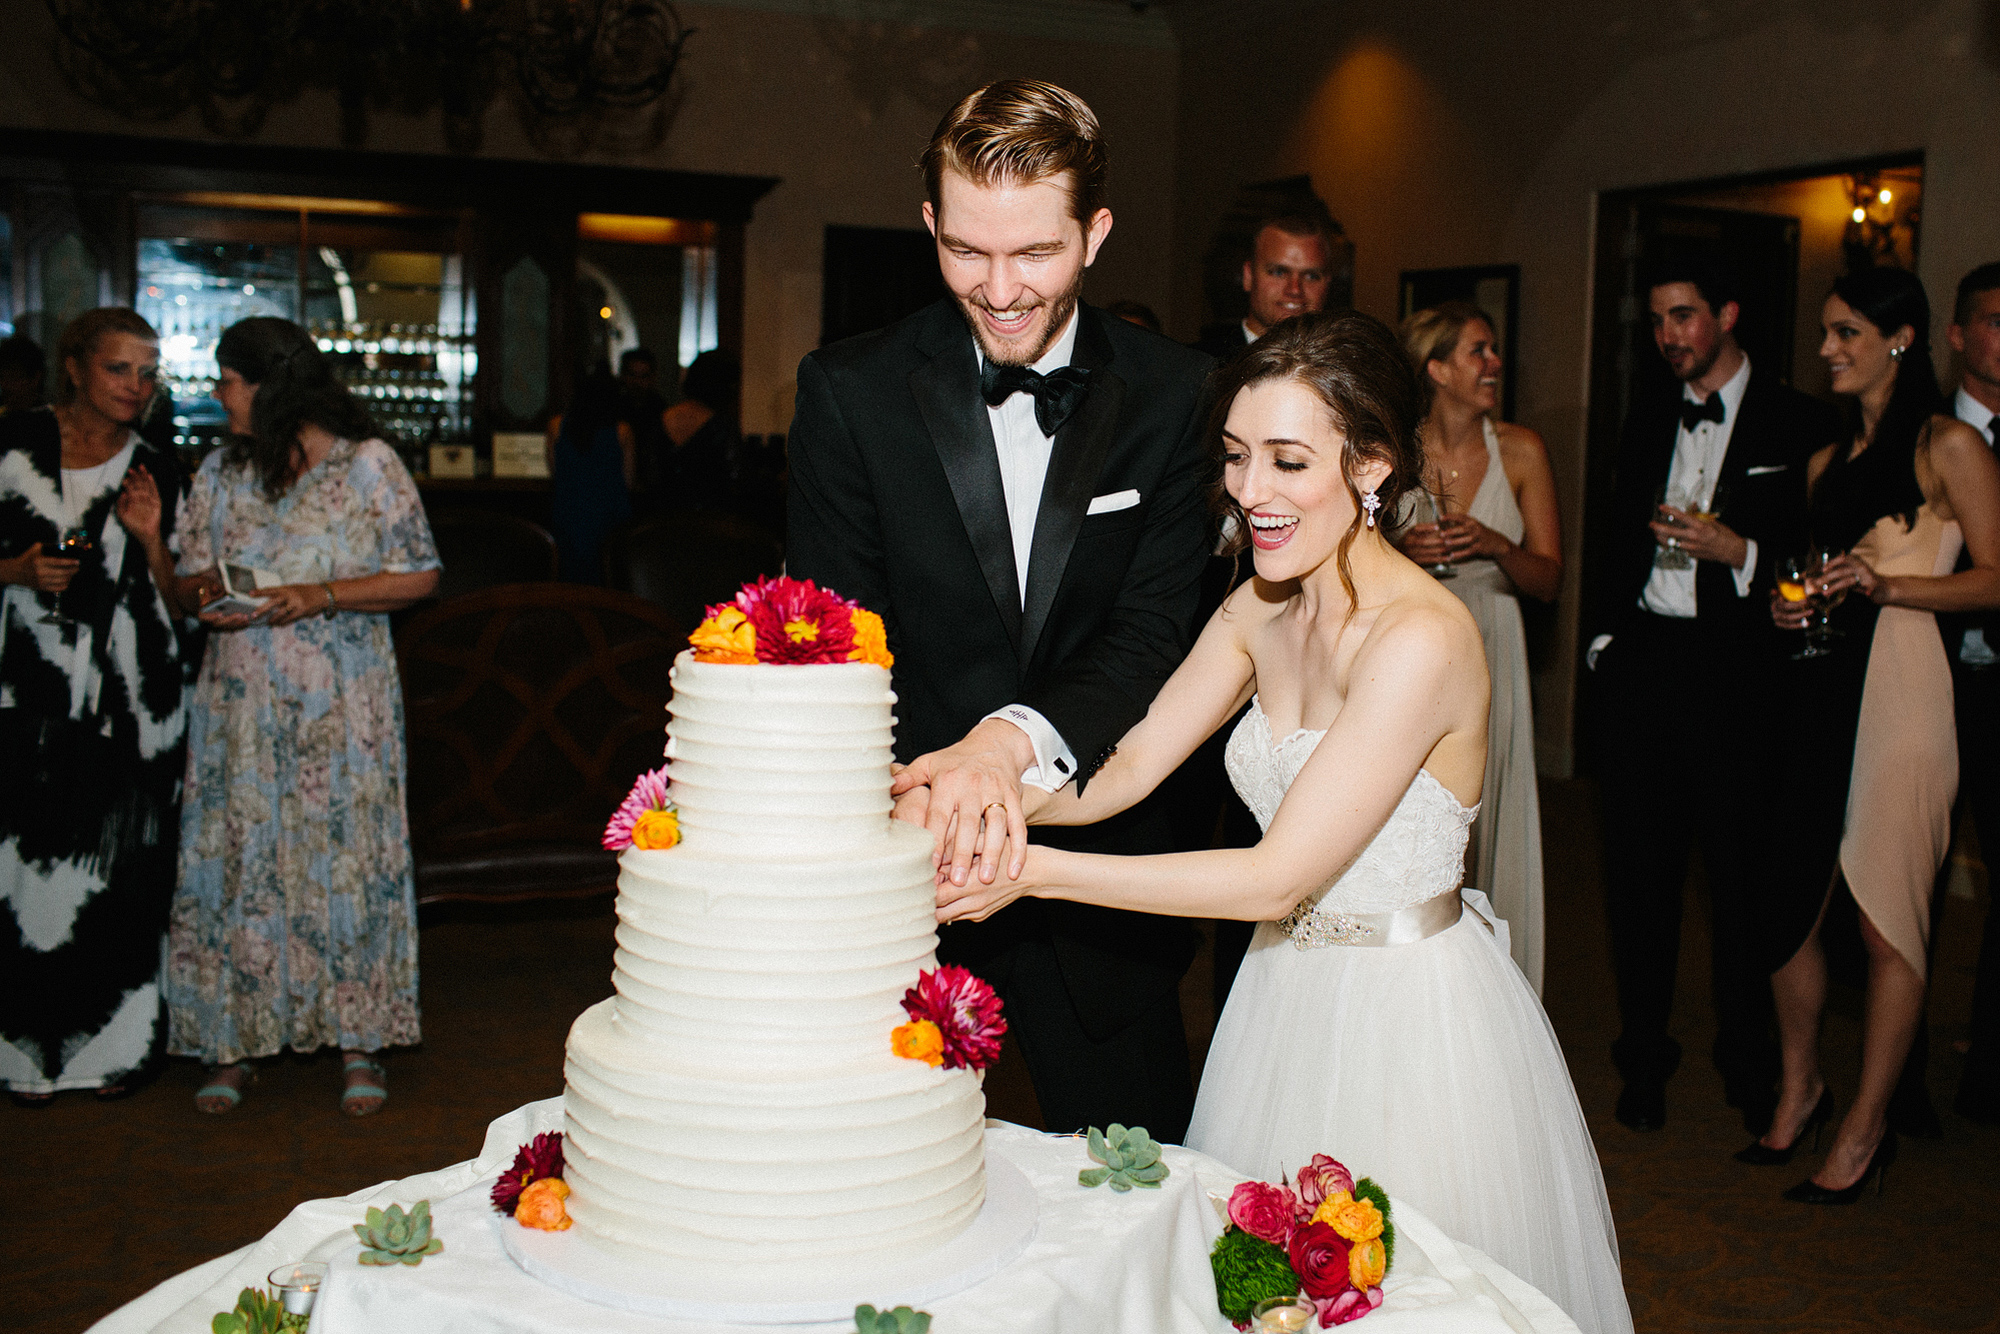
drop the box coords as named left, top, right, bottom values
left=921, top=79, right=1108, bottom=228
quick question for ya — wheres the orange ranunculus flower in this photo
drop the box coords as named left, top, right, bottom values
left=516, top=1177, right=573, bottom=1231
left=891, top=1019, right=945, bottom=1066
left=848, top=608, right=893, bottom=668
left=690, top=606, right=757, bottom=663
left=631, top=808, right=681, bottom=850
left=1348, top=1235, right=1386, bottom=1290
left=1312, top=1191, right=1384, bottom=1243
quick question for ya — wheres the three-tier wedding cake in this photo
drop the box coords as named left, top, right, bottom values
left=560, top=624, right=989, bottom=1286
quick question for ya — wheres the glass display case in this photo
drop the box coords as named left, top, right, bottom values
left=133, top=214, right=475, bottom=477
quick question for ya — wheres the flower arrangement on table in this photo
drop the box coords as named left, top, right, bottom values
left=891, top=964, right=1006, bottom=1071
left=688, top=575, right=893, bottom=667
left=492, top=1130, right=573, bottom=1231
left=1210, top=1154, right=1394, bottom=1328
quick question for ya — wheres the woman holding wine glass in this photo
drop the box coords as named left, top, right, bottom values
left=1394, top=302, right=1563, bottom=991
left=0, top=307, right=190, bottom=1106
left=1754, top=267, right=2000, bottom=1201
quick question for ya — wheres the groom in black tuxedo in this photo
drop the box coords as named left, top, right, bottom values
left=786, top=80, right=1214, bottom=1142
left=1585, top=253, right=1843, bottom=1134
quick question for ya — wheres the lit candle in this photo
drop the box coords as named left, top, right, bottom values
left=1252, top=1294, right=1316, bottom=1333
left=268, top=1261, right=329, bottom=1315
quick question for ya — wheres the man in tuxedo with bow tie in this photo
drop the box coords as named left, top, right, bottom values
left=1584, top=253, right=1842, bottom=1134
left=786, top=80, right=1213, bottom=1141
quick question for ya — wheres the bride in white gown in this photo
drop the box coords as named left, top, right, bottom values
left=927, top=313, right=1633, bottom=1334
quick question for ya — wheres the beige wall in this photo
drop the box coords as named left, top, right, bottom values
left=0, top=0, right=1183, bottom=435
left=1170, top=0, right=2000, bottom=775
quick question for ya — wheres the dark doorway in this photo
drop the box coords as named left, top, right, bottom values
left=820, top=225, right=947, bottom=347
left=1575, top=152, right=1924, bottom=768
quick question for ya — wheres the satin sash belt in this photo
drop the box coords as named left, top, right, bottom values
left=1280, top=888, right=1465, bottom=950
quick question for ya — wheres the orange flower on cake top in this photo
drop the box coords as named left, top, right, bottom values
left=688, top=604, right=757, bottom=663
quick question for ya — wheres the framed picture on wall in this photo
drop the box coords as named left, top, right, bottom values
left=1398, top=264, right=1520, bottom=423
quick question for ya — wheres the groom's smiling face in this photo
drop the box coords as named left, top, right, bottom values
left=925, top=169, right=1113, bottom=367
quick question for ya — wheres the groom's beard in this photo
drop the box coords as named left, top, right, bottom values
left=960, top=267, right=1087, bottom=368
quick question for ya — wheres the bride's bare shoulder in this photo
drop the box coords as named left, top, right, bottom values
left=1362, top=581, right=1485, bottom=676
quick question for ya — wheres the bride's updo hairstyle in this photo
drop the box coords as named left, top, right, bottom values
left=1208, top=311, right=1427, bottom=606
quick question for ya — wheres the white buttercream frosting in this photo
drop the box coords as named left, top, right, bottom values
left=562, top=652, right=987, bottom=1281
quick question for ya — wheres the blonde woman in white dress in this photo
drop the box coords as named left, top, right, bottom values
left=1396, top=303, right=1562, bottom=992
left=924, top=313, right=1631, bottom=1334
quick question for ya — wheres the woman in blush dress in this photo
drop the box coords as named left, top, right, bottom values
left=922, top=313, right=1632, bottom=1334
left=1396, top=302, right=1562, bottom=991
left=165, top=317, right=441, bottom=1116
left=1752, top=268, right=2000, bottom=1201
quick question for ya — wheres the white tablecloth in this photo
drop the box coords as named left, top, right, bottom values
left=89, top=1099, right=1578, bottom=1334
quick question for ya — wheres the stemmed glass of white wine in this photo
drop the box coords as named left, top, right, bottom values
left=1408, top=489, right=1456, bottom=579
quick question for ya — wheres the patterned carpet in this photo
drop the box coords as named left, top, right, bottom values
left=11, top=779, right=1998, bottom=1333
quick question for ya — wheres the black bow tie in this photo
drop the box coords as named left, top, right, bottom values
left=1679, top=394, right=1726, bottom=431
left=981, top=361, right=1092, bottom=438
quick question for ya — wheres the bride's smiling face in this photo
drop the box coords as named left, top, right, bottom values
left=1222, top=377, right=1383, bottom=582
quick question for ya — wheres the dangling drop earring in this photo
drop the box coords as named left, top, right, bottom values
left=1362, top=489, right=1382, bottom=529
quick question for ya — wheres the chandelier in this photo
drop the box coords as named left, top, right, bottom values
left=46, top=0, right=694, bottom=153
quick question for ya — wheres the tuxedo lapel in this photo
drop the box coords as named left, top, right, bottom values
left=910, top=311, right=1023, bottom=652
left=1021, top=309, right=1123, bottom=670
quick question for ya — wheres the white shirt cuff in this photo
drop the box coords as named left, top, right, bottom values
left=1733, top=538, right=1759, bottom=597
left=1586, top=634, right=1613, bottom=671
left=982, top=704, right=1078, bottom=793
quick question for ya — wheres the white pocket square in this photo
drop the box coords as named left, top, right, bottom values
left=1744, top=464, right=1789, bottom=475
left=1087, top=489, right=1141, bottom=515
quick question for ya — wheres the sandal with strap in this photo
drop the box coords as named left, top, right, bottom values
left=195, top=1063, right=254, bottom=1114
left=341, top=1054, right=388, bottom=1118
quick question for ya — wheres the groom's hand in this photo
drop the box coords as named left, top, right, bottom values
left=893, top=718, right=1034, bottom=889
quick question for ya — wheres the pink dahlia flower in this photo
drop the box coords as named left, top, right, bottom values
left=603, top=766, right=672, bottom=850
left=900, top=964, right=1007, bottom=1071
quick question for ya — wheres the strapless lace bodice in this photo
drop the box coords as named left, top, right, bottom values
left=1225, top=696, right=1478, bottom=922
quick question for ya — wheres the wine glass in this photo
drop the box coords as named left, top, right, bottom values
left=1778, top=554, right=1826, bottom=659
left=1811, top=545, right=1849, bottom=643
left=1408, top=488, right=1457, bottom=579
left=38, top=525, right=95, bottom=626
left=1652, top=483, right=1694, bottom=570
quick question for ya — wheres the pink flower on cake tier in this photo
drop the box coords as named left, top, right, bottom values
left=736, top=575, right=858, bottom=665
left=900, top=964, right=1007, bottom=1071
left=1293, top=1153, right=1355, bottom=1213
left=604, top=766, right=677, bottom=851
left=1226, top=1179, right=1300, bottom=1247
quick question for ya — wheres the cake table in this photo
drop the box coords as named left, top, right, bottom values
left=89, top=1098, right=1580, bottom=1334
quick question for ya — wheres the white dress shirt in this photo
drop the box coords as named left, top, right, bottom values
left=1957, top=386, right=1997, bottom=665
left=1638, top=353, right=1759, bottom=618
left=976, top=311, right=1081, bottom=790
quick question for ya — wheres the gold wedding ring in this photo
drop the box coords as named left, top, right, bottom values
left=981, top=802, right=1007, bottom=818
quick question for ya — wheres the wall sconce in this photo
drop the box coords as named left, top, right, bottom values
left=1842, top=171, right=1910, bottom=272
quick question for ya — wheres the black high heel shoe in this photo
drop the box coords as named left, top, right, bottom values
left=1735, top=1087, right=1834, bottom=1166
left=1783, top=1130, right=1897, bottom=1205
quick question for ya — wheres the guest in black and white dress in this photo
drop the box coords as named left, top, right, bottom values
left=0, top=308, right=188, bottom=1105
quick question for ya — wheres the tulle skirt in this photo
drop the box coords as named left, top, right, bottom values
left=1186, top=895, right=1633, bottom=1334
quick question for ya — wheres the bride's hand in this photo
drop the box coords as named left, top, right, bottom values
left=935, top=843, right=1042, bottom=924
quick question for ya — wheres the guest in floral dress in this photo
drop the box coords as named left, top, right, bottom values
left=164, top=318, right=440, bottom=1116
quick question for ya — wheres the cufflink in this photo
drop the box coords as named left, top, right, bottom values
left=1054, top=758, right=1070, bottom=775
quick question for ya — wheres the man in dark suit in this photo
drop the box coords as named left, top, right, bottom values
left=786, top=79, right=1213, bottom=1142
left=1584, top=253, right=1843, bottom=1134
left=1942, top=262, right=2000, bottom=1125
left=1192, top=207, right=1337, bottom=362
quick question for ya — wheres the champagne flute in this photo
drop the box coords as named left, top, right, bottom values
left=38, top=525, right=95, bottom=626
left=1812, top=545, right=1848, bottom=641
left=1778, top=553, right=1825, bottom=659
left=1409, top=488, right=1457, bottom=579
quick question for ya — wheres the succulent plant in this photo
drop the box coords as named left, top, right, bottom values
left=853, top=1305, right=932, bottom=1334
left=1078, top=1123, right=1170, bottom=1191
left=210, top=1287, right=307, bottom=1334
left=353, top=1199, right=444, bottom=1266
